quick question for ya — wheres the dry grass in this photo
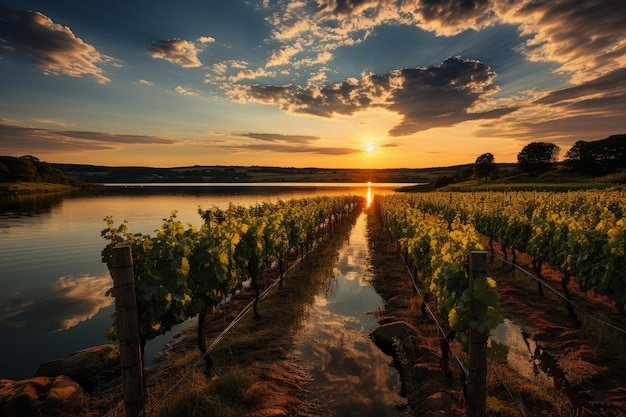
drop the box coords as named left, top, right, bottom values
left=558, top=348, right=606, bottom=386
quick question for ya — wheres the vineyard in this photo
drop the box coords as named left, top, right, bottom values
left=373, top=190, right=626, bottom=416
left=377, top=191, right=625, bottom=317
left=98, top=190, right=626, bottom=417
left=101, top=196, right=362, bottom=375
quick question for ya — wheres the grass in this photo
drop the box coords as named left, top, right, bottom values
left=0, top=181, right=79, bottom=195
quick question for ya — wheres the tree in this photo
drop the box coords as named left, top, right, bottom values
left=474, top=152, right=497, bottom=179
left=517, top=142, right=560, bottom=174
left=565, top=134, right=626, bottom=175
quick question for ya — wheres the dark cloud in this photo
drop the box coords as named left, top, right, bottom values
left=264, top=0, right=624, bottom=85
left=0, top=119, right=175, bottom=154
left=499, top=0, right=626, bottom=80
left=146, top=39, right=202, bottom=67
left=533, top=68, right=626, bottom=106
left=0, top=7, right=114, bottom=83
left=475, top=67, right=626, bottom=144
left=241, top=57, right=517, bottom=136
left=418, top=0, right=494, bottom=30
left=241, top=133, right=321, bottom=143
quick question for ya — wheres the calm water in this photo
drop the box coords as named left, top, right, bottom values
left=0, top=183, right=405, bottom=380
left=293, top=212, right=403, bottom=416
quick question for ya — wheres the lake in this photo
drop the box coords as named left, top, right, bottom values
left=0, top=183, right=407, bottom=380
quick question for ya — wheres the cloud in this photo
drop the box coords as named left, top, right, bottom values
left=208, top=131, right=359, bottom=155
left=0, top=118, right=175, bottom=154
left=0, top=275, right=113, bottom=331
left=0, top=6, right=115, bottom=83
left=474, top=67, right=626, bottom=145
left=258, top=0, right=625, bottom=85
left=139, top=79, right=154, bottom=86
left=231, top=56, right=517, bottom=136
left=175, top=85, right=200, bottom=96
left=230, top=67, right=276, bottom=82
left=494, top=0, right=626, bottom=82
left=266, top=43, right=304, bottom=67
left=198, top=36, right=215, bottom=44
left=241, top=133, right=321, bottom=143
left=146, top=38, right=202, bottom=68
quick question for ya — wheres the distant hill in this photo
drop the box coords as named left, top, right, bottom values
left=50, top=163, right=486, bottom=184
left=0, top=155, right=85, bottom=186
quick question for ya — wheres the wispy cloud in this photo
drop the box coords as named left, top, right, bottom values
left=0, top=118, right=175, bottom=154
left=207, top=131, right=360, bottom=155
left=175, top=85, right=200, bottom=96
left=0, top=6, right=116, bottom=83
left=146, top=38, right=203, bottom=68
left=229, top=56, right=517, bottom=137
left=240, top=133, right=320, bottom=144
left=139, top=79, right=154, bottom=86
left=495, top=0, right=626, bottom=82
left=475, top=67, right=626, bottom=144
left=230, top=67, right=276, bottom=82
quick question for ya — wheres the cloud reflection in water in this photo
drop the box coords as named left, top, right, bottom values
left=0, top=274, right=113, bottom=331
left=293, top=213, right=402, bottom=416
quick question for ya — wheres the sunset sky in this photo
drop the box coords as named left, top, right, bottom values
left=1, top=0, right=625, bottom=169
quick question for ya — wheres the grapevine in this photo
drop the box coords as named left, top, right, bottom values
left=375, top=195, right=503, bottom=344
left=101, top=195, right=362, bottom=372
left=384, top=190, right=626, bottom=315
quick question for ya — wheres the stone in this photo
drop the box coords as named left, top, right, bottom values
left=0, top=376, right=86, bottom=417
left=371, top=321, right=417, bottom=356
left=378, top=316, right=400, bottom=325
left=33, top=344, right=119, bottom=391
left=424, top=391, right=452, bottom=411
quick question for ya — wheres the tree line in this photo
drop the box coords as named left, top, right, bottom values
left=473, top=133, right=625, bottom=179
left=0, top=155, right=85, bottom=186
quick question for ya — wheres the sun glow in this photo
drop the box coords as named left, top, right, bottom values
left=365, top=141, right=375, bottom=152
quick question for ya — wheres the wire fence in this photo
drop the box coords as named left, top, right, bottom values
left=103, top=239, right=317, bottom=417
left=399, top=251, right=526, bottom=417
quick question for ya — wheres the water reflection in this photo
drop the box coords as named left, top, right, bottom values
left=0, top=192, right=68, bottom=219
left=0, top=184, right=405, bottom=379
left=0, top=274, right=113, bottom=331
left=490, top=319, right=598, bottom=413
left=293, top=213, right=402, bottom=416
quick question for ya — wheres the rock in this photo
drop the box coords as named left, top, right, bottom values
left=0, top=376, right=86, bottom=417
left=378, top=316, right=400, bottom=325
left=33, top=344, right=119, bottom=391
left=371, top=321, right=417, bottom=356
left=424, top=391, right=452, bottom=411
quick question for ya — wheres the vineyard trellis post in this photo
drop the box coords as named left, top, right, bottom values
left=467, top=251, right=488, bottom=417
left=111, top=246, right=145, bottom=417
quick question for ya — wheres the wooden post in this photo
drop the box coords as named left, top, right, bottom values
left=111, top=246, right=145, bottom=417
left=467, top=251, right=488, bottom=417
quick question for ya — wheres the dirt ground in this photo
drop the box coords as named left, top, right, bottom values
left=482, top=238, right=626, bottom=416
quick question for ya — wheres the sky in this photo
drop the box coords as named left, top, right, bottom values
left=0, top=0, right=625, bottom=169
